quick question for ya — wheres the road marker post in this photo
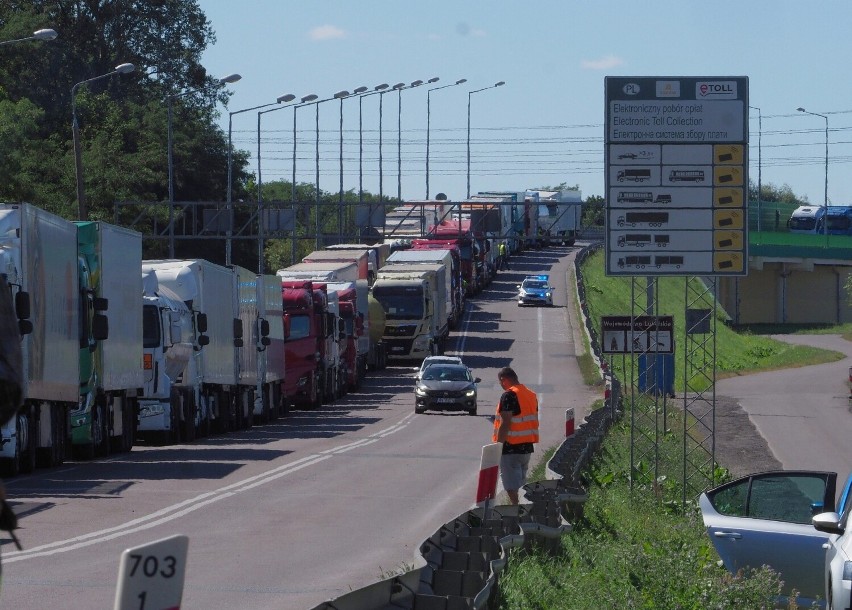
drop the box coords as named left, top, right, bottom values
left=114, top=534, right=189, bottom=610
left=475, top=442, right=503, bottom=519
left=565, top=407, right=575, bottom=438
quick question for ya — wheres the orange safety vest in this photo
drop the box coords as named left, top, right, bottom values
left=492, top=383, right=539, bottom=445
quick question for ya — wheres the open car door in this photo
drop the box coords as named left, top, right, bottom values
left=699, top=470, right=837, bottom=607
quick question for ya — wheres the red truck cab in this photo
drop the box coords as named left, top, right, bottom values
left=281, top=280, right=328, bottom=408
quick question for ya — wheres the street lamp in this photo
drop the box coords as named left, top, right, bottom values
left=797, top=106, right=829, bottom=246
left=72, top=62, right=135, bottom=220
left=256, top=94, right=297, bottom=203
left=250, top=94, right=297, bottom=275
left=0, top=28, right=58, bottom=45
left=357, top=84, right=389, bottom=207
left=284, top=94, right=318, bottom=263
left=167, top=72, right=241, bottom=256
left=749, top=105, right=762, bottom=231
left=467, top=81, right=505, bottom=198
left=396, top=78, right=437, bottom=202
left=378, top=83, right=405, bottom=205
left=309, top=91, right=349, bottom=248
left=427, top=78, right=466, bottom=199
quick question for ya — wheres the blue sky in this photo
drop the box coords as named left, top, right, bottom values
left=198, top=1, right=852, bottom=205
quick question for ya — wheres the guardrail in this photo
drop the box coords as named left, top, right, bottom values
left=309, top=242, right=621, bottom=610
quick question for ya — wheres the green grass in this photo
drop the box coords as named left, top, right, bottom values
left=499, top=411, right=800, bottom=610
left=580, top=249, right=845, bottom=385
left=495, top=250, right=839, bottom=609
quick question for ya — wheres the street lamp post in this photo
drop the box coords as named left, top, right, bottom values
left=797, top=107, right=829, bottom=247
left=168, top=73, right=241, bottom=256
left=0, top=28, right=57, bottom=46
left=379, top=83, right=405, bottom=206
left=312, top=91, right=349, bottom=248
left=396, top=78, right=437, bottom=203
left=467, top=81, right=505, bottom=199
left=72, top=62, right=135, bottom=220
left=284, top=94, right=318, bottom=263
left=358, top=85, right=389, bottom=207
left=250, top=94, right=297, bottom=274
left=749, top=105, right=762, bottom=231
left=427, top=78, right=466, bottom=199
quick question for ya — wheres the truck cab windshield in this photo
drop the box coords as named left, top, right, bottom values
left=287, top=314, right=311, bottom=341
left=371, top=287, right=424, bottom=320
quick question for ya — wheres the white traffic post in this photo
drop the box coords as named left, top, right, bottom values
left=475, top=442, right=503, bottom=518
left=114, top=534, right=189, bottom=610
left=565, top=407, right=575, bottom=438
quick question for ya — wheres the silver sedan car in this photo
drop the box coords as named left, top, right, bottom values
left=699, top=469, right=852, bottom=609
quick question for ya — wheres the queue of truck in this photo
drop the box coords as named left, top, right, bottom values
left=0, top=203, right=498, bottom=476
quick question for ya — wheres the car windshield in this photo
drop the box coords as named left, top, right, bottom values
left=421, top=357, right=461, bottom=372
left=422, top=366, right=471, bottom=382
left=523, top=281, right=547, bottom=289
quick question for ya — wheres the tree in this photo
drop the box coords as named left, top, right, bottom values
left=582, top=194, right=604, bottom=227
left=0, top=1, right=240, bottom=219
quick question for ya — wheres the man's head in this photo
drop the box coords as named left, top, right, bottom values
left=498, top=367, right=518, bottom=389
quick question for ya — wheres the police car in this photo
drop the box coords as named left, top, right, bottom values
left=517, top=275, right=554, bottom=307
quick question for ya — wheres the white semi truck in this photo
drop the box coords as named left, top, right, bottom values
left=0, top=204, right=79, bottom=475
left=141, top=260, right=248, bottom=436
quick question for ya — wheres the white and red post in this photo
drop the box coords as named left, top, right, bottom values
left=475, top=443, right=503, bottom=513
left=565, top=407, right=575, bottom=438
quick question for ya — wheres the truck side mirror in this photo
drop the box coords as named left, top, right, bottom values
left=259, top=318, right=270, bottom=337
left=94, top=296, right=108, bottom=312
left=283, top=313, right=291, bottom=340
left=18, top=320, right=32, bottom=336
left=233, top=318, right=243, bottom=339
left=92, top=313, right=109, bottom=341
left=197, top=334, right=210, bottom=349
left=14, top=291, right=30, bottom=321
left=196, top=312, right=208, bottom=334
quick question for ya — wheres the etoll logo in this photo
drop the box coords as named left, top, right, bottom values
left=622, top=83, right=640, bottom=95
left=697, top=81, right=737, bottom=99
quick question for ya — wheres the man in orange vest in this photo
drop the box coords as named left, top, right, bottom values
left=492, top=367, right=539, bottom=505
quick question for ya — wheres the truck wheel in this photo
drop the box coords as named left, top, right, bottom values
left=96, top=397, right=111, bottom=458
left=181, top=389, right=196, bottom=443
left=0, top=415, right=25, bottom=477
left=20, top=409, right=36, bottom=473
left=168, top=389, right=181, bottom=444
left=40, top=405, right=68, bottom=467
left=196, top=394, right=211, bottom=438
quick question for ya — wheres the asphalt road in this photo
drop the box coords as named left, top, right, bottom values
left=715, top=333, right=852, bottom=486
left=0, top=245, right=598, bottom=609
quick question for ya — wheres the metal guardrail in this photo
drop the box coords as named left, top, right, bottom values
left=309, top=243, right=622, bottom=610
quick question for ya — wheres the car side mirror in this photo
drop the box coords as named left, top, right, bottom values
left=474, top=377, right=481, bottom=383
left=813, top=511, right=844, bottom=535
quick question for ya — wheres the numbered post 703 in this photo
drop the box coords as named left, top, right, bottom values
left=114, top=535, right=189, bottom=610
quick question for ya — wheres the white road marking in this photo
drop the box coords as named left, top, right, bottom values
left=6, top=417, right=414, bottom=563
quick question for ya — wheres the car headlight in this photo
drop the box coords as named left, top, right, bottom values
left=546, top=292, right=552, bottom=297
left=465, top=389, right=476, bottom=397
left=843, top=560, right=852, bottom=581
left=415, top=386, right=427, bottom=396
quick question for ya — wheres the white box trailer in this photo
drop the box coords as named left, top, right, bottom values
left=256, top=274, right=286, bottom=418
left=278, top=261, right=360, bottom=283
left=0, top=203, right=79, bottom=474
left=142, top=260, right=245, bottom=432
left=73, top=221, right=143, bottom=457
left=386, top=249, right=457, bottom=330
left=232, top=267, right=286, bottom=423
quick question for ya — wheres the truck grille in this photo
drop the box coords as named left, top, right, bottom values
left=385, top=324, right=417, bottom=337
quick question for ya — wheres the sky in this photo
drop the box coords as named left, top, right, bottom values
left=197, top=1, right=852, bottom=205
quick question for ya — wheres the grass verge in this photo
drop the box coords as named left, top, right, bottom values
left=497, top=410, right=796, bottom=609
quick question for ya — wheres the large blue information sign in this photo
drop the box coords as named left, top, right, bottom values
left=605, top=76, right=749, bottom=277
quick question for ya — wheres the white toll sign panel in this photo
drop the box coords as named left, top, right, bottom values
left=605, top=76, right=749, bottom=276
left=114, top=535, right=189, bottom=610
